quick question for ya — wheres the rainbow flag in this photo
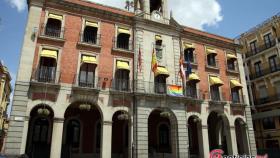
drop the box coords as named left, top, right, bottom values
left=167, top=85, right=183, bottom=96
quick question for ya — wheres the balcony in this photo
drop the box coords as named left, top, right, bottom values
left=249, top=62, right=280, bottom=80
left=31, top=67, right=60, bottom=84
left=77, top=33, right=101, bottom=48
left=112, top=37, right=133, bottom=53
left=226, top=62, right=239, bottom=74
left=208, top=92, right=227, bottom=106
left=110, top=79, right=133, bottom=93
left=39, top=24, right=65, bottom=41
left=206, top=59, right=219, bottom=70
left=184, top=54, right=198, bottom=66
left=245, top=39, right=276, bottom=58
left=72, top=74, right=101, bottom=94
left=254, top=94, right=280, bottom=106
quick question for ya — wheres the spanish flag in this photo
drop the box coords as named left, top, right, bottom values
left=151, top=48, right=158, bottom=72
left=179, top=54, right=186, bottom=82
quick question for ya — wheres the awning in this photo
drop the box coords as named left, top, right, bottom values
left=118, top=28, right=130, bottom=35
left=155, top=66, right=169, bottom=77
left=230, top=79, right=242, bottom=89
left=227, top=53, right=237, bottom=60
left=48, top=13, right=63, bottom=21
left=206, top=47, right=217, bottom=55
left=85, top=21, right=98, bottom=28
left=40, top=49, right=57, bottom=60
left=210, top=76, right=224, bottom=86
left=82, top=55, right=97, bottom=64
left=155, top=35, right=162, bottom=41
left=184, top=42, right=194, bottom=49
left=188, top=73, right=200, bottom=82
left=117, top=61, right=130, bottom=70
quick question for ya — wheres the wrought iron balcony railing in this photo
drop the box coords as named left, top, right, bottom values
left=254, top=94, right=280, bottom=106
left=73, top=74, right=101, bottom=89
left=206, top=59, right=219, bottom=69
left=79, top=33, right=101, bottom=46
left=31, top=67, right=60, bottom=84
left=113, top=37, right=133, bottom=51
left=245, top=39, right=276, bottom=58
left=110, top=79, right=133, bottom=92
left=40, top=24, right=65, bottom=39
left=249, top=62, right=280, bottom=80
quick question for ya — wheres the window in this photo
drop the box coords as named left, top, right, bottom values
left=82, top=21, right=98, bottom=44
left=38, top=50, right=57, bottom=83
left=227, top=60, right=235, bottom=71
left=79, top=62, right=96, bottom=88
left=254, top=61, right=262, bottom=77
left=155, top=75, right=167, bottom=94
left=250, top=40, right=257, bottom=54
left=155, top=35, right=163, bottom=60
left=262, top=117, right=275, bottom=130
left=266, top=140, right=279, bottom=149
left=116, top=28, right=130, bottom=50
left=33, top=118, right=49, bottom=143
left=66, top=120, right=80, bottom=149
left=115, top=69, right=130, bottom=91
left=186, top=82, right=197, bottom=98
left=269, top=55, right=277, bottom=72
left=96, top=122, right=101, bottom=152
left=275, top=82, right=280, bottom=99
left=45, top=14, right=62, bottom=38
left=264, top=33, right=273, bottom=48
left=159, top=124, right=170, bottom=147
left=150, top=0, right=163, bottom=13
left=207, top=54, right=217, bottom=67
left=259, top=85, right=268, bottom=101
left=210, top=85, right=220, bottom=101
left=231, top=88, right=240, bottom=103
left=184, top=48, right=194, bottom=63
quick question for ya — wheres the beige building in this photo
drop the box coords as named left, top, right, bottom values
left=0, top=61, right=12, bottom=151
left=5, top=0, right=256, bottom=158
left=237, top=13, right=280, bottom=156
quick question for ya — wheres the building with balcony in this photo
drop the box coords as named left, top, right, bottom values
left=5, top=0, right=256, bottom=158
left=237, top=13, right=280, bottom=156
left=0, top=61, right=12, bottom=152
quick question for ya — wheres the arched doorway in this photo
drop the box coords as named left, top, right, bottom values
left=111, top=111, right=129, bottom=158
left=235, top=118, right=249, bottom=155
left=61, top=102, right=102, bottom=158
left=25, top=105, right=54, bottom=158
left=148, top=109, right=177, bottom=158
left=207, top=112, right=232, bottom=155
left=188, top=116, right=203, bottom=158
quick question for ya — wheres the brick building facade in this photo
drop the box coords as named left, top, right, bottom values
left=5, top=0, right=256, bottom=158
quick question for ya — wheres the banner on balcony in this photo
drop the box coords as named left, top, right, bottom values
left=167, top=85, right=183, bottom=97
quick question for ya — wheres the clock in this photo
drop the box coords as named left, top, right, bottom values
left=153, top=11, right=162, bottom=20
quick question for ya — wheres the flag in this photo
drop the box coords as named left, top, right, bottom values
left=185, top=53, right=192, bottom=77
left=167, top=85, right=184, bottom=96
left=138, top=47, right=142, bottom=72
left=179, top=54, right=186, bottom=82
left=151, top=48, right=158, bottom=72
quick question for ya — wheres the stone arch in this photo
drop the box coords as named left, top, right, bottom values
left=25, top=104, right=54, bottom=158
left=61, top=101, right=103, bottom=158
left=207, top=111, right=233, bottom=155
left=234, top=117, right=250, bottom=155
left=187, top=114, right=204, bottom=158
left=147, top=107, right=178, bottom=158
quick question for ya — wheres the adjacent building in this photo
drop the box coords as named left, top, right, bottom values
left=0, top=61, right=12, bottom=152
left=237, top=13, right=280, bottom=156
left=5, top=0, right=256, bottom=158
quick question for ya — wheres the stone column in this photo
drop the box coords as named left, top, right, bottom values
left=20, top=117, right=29, bottom=154
left=101, top=121, right=112, bottom=158
left=230, top=126, right=238, bottom=155
left=202, top=125, right=210, bottom=158
left=50, top=118, right=64, bottom=158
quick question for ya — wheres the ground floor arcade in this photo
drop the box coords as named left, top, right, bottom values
left=17, top=98, right=254, bottom=158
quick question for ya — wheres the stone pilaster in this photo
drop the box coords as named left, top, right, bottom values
left=101, top=121, right=112, bottom=158
left=50, top=118, right=64, bottom=158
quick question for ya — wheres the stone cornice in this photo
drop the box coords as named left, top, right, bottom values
left=181, top=31, right=241, bottom=50
left=50, top=0, right=134, bottom=25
